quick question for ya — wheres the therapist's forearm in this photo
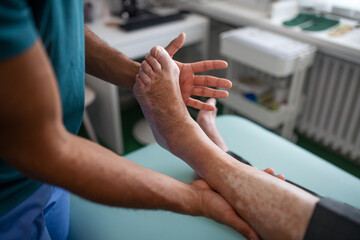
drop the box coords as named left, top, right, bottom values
left=85, top=27, right=140, bottom=89
left=0, top=39, right=202, bottom=219
left=13, top=128, right=200, bottom=215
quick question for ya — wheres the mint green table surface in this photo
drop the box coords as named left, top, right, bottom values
left=69, top=115, right=360, bottom=240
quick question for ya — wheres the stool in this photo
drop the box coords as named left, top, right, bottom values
left=83, top=86, right=98, bottom=143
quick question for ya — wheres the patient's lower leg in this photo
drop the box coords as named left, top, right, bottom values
left=195, top=101, right=317, bottom=239
left=134, top=46, right=319, bottom=240
left=197, top=99, right=285, bottom=180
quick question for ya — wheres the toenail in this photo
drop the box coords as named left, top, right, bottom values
left=154, top=47, right=160, bottom=57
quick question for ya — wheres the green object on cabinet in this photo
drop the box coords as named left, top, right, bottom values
left=302, top=16, right=339, bottom=31
left=283, top=13, right=315, bottom=27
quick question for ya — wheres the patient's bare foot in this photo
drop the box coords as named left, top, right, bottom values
left=133, top=46, right=192, bottom=150
left=197, top=98, right=229, bottom=152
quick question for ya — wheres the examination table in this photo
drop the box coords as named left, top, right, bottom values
left=69, top=115, right=360, bottom=240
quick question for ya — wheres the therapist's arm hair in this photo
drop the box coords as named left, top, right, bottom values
left=0, top=40, right=223, bottom=222
left=84, top=27, right=140, bottom=89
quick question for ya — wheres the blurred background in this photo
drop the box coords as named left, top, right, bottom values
left=80, top=0, right=360, bottom=178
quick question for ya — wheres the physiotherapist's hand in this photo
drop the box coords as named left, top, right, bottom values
left=164, top=33, right=232, bottom=111
left=263, top=168, right=286, bottom=181
left=190, top=179, right=260, bottom=240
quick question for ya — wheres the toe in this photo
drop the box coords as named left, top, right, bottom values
left=197, top=107, right=216, bottom=125
left=150, top=46, right=173, bottom=70
left=150, top=46, right=161, bottom=58
left=141, top=60, right=154, bottom=78
left=207, top=98, right=216, bottom=105
left=206, top=98, right=218, bottom=116
left=138, top=69, right=151, bottom=86
left=145, top=55, right=162, bottom=73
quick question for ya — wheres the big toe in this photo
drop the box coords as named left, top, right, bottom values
left=150, top=46, right=173, bottom=69
left=206, top=98, right=217, bottom=107
left=197, top=98, right=217, bottom=122
left=206, top=98, right=218, bottom=116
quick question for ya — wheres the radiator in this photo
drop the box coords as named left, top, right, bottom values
left=297, top=53, right=360, bottom=163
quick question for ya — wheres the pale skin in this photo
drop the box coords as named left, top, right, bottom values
left=0, top=29, right=260, bottom=239
left=134, top=46, right=320, bottom=240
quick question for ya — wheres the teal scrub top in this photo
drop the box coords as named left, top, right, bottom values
left=0, top=0, right=85, bottom=216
